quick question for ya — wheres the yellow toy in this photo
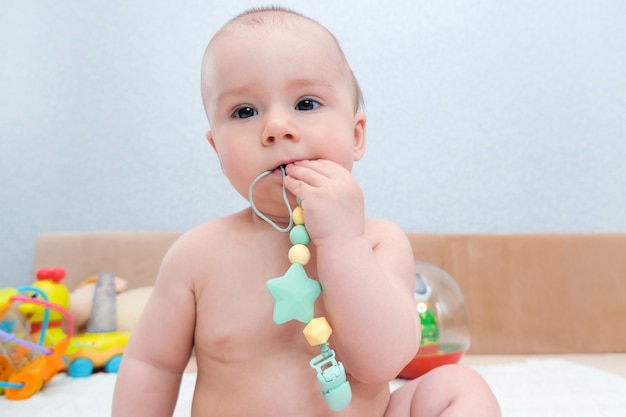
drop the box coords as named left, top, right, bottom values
left=19, top=268, right=70, bottom=347
left=65, top=272, right=130, bottom=377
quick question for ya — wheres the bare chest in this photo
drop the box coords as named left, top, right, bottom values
left=193, top=242, right=324, bottom=362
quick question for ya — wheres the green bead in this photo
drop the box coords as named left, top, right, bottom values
left=290, top=224, right=310, bottom=245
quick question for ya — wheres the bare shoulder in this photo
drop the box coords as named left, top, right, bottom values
left=170, top=209, right=254, bottom=253
left=364, top=217, right=412, bottom=252
left=156, top=210, right=253, bottom=287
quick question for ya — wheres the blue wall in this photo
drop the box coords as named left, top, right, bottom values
left=2, top=0, right=625, bottom=287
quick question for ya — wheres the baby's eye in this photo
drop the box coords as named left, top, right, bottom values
left=295, top=99, right=320, bottom=111
left=233, top=106, right=258, bottom=119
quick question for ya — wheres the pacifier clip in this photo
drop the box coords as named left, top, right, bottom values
left=249, top=167, right=352, bottom=411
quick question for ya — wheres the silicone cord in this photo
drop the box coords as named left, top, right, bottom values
left=248, top=166, right=293, bottom=232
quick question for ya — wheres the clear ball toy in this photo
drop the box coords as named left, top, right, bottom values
left=398, top=261, right=470, bottom=379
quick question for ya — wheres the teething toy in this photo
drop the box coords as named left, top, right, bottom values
left=249, top=166, right=352, bottom=411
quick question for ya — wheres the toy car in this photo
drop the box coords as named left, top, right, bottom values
left=66, top=330, right=130, bottom=377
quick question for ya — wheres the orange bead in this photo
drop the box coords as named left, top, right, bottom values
left=303, top=317, right=333, bottom=346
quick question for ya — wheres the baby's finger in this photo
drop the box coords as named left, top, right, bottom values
left=285, top=161, right=326, bottom=187
left=291, top=159, right=338, bottom=177
left=282, top=175, right=312, bottom=200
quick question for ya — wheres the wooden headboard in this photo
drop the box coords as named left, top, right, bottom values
left=33, top=232, right=626, bottom=354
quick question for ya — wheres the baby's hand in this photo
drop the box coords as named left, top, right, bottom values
left=283, top=160, right=364, bottom=247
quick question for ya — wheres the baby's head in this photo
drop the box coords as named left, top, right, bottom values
left=200, top=7, right=367, bottom=210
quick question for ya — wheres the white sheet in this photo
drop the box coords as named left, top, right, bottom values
left=3, top=359, right=625, bottom=416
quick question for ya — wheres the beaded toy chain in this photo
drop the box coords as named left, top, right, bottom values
left=249, top=167, right=352, bottom=412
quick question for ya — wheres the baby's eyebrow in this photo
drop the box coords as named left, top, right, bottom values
left=288, top=78, right=335, bottom=91
left=215, top=85, right=254, bottom=109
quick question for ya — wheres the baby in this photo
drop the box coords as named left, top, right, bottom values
left=112, top=7, right=500, bottom=417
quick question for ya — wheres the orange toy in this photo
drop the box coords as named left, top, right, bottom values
left=3, top=339, right=68, bottom=400
left=0, top=287, right=73, bottom=400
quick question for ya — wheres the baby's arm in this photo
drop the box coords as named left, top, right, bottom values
left=284, top=160, right=420, bottom=383
left=316, top=218, right=420, bottom=382
left=112, top=235, right=197, bottom=417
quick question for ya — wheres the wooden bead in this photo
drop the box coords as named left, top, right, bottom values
left=293, top=206, right=304, bottom=225
left=288, top=244, right=311, bottom=265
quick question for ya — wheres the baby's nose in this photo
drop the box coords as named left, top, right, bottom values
left=261, top=112, right=299, bottom=146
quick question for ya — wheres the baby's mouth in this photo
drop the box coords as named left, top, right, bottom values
left=273, top=164, right=289, bottom=175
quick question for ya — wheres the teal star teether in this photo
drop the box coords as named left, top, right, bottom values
left=250, top=166, right=351, bottom=411
left=266, top=263, right=321, bottom=324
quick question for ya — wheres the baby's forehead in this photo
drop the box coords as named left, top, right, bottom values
left=214, top=12, right=338, bottom=52
left=209, top=14, right=350, bottom=77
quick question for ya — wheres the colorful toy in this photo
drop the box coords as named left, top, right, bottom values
left=0, top=286, right=72, bottom=400
left=413, top=274, right=440, bottom=355
left=399, top=262, right=470, bottom=379
left=65, top=273, right=130, bottom=377
left=250, top=167, right=352, bottom=411
left=15, top=268, right=130, bottom=379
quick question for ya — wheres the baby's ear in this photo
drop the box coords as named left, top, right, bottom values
left=353, top=112, right=366, bottom=161
left=206, top=130, right=217, bottom=153
left=206, top=131, right=226, bottom=173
